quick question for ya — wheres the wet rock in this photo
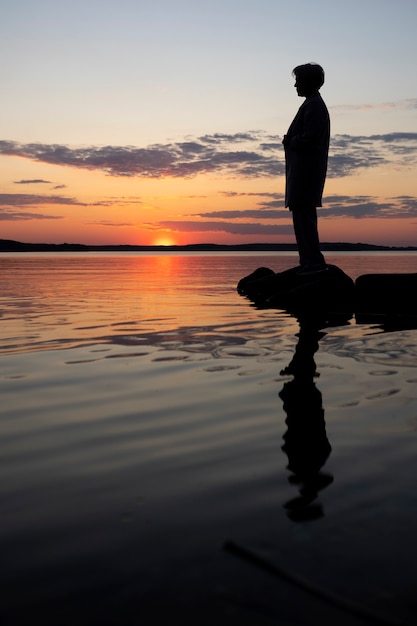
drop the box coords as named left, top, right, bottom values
left=237, top=264, right=355, bottom=315
left=355, top=273, right=417, bottom=315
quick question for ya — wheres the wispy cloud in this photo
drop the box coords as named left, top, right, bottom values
left=158, top=193, right=417, bottom=236
left=14, top=178, right=68, bottom=190
left=157, top=220, right=294, bottom=236
left=14, top=179, right=52, bottom=184
left=0, top=192, right=82, bottom=221
left=219, top=191, right=283, bottom=199
left=2, top=132, right=416, bottom=181
left=2, top=188, right=416, bottom=227
left=194, top=193, right=417, bottom=222
left=0, top=210, right=63, bottom=221
left=198, top=209, right=287, bottom=219
left=331, top=98, right=417, bottom=112
left=0, top=193, right=84, bottom=207
left=329, top=133, right=417, bottom=176
left=88, top=220, right=136, bottom=228
left=323, top=194, right=417, bottom=219
left=0, top=133, right=280, bottom=179
left=0, top=191, right=145, bottom=222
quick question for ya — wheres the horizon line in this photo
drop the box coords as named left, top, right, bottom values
left=1, top=239, right=417, bottom=253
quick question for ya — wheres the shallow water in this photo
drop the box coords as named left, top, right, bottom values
left=1, top=252, right=417, bottom=625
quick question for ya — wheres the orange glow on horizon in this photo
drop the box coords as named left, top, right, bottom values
left=1, top=155, right=416, bottom=248
left=152, top=235, right=177, bottom=247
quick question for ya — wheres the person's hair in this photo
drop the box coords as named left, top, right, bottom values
left=292, top=63, right=325, bottom=90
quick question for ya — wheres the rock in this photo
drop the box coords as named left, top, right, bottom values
left=237, top=266, right=276, bottom=295
left=355, top=273, right=417, bottom=315
left=237, top=264, right=355, bottom=315
left=238, top=266, right=417, bottom=324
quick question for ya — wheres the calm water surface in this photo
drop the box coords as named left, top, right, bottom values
left=1, top=252, right=417, bottom=625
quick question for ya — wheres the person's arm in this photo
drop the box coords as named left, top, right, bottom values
left=288, top=100, right=327, bottom=151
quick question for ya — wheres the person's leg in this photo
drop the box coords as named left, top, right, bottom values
left=291, top=207, right=326, bottom=269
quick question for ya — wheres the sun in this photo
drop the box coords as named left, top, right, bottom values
left=153, top=235, right=176, bottom=246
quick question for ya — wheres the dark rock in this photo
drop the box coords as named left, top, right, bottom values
left=238, top=264, right=417, bottom=325
left=355, top=273, right=417, bottom=315
left=237, top=265, right=355, bottom=315
left=237, top=266, right=276, bottom=295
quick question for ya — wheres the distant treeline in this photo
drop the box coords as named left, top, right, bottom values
left=1, top=239, right=416, bottom=253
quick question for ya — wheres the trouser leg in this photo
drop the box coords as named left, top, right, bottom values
left=291, top=206, right=326, bottom=268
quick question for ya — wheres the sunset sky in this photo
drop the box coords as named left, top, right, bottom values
left=1, top=0, right=417, bottom=246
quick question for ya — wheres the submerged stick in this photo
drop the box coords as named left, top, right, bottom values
left=223, top=541, right=407, bottom=626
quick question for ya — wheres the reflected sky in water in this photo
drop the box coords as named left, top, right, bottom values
left=1, top=251, right=417, bottom=356
left=1, top=252, right=417, bottom=624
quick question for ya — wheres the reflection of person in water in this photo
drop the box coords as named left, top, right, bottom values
left=279, top=318, right=333, bottom=521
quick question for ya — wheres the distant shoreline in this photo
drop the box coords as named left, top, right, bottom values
left=1, top=239, right=417, bottom=253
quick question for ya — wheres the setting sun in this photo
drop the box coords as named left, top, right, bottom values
left=153, top=235, right=177, bottom=247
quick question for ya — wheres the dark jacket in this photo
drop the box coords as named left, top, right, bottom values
left=283, top=93, right=330, bottom=208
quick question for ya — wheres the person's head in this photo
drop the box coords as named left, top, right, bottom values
left=292, top=63, right=325, bottom=97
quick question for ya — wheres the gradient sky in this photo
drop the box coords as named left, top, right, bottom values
left=1, top=0, right=416, bottom=246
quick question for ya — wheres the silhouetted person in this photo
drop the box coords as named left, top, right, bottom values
left=283, top=63, right=330, bottom=276
left=279, top=317, right=333, bottom=521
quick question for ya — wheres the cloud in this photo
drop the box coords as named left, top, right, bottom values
left=331, top=98, right=417, bottom=112
left=157, top=220, right=294, bottom=236
left=199, top=209, right=288, bottom=219
left=0, top=192, right=84, bottom=221
left=0, top=193, right=84, bottom=207
left=322, top=194, right=417, bottom=219
left=0, top=192, right=146, bottom=224
left=191, top=192, right=417, bottom=224
left=14, top=179, right=52, bottom=184
left=329, top=133, right=417, bottom=177
left=219, top=191, right=283, bottom=199
left=0, top=133, right=281, bottom=179
left=89, top=220, right=135, bottom=228
left=0, top=210, right=63, bottom=221
left=1, top=131, right=416, bottom=181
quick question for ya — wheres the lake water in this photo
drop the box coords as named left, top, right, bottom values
left=1, top=252, right=417, bottom=625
